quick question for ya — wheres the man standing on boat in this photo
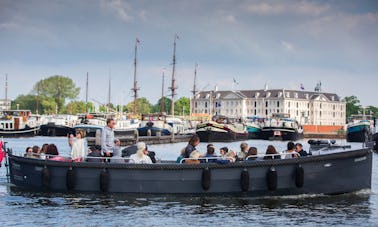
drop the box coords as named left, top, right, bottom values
left=101, top=118, right=120, bottom=159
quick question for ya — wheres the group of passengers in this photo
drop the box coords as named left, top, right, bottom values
left=177, top=134, right=311, bottom=163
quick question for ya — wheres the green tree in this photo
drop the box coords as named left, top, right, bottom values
left=174, top=97, right=190, bottom=116
left=32, top=75, right=80, bottom=113
left=11, top=94, right=57, bottom=114
left=342, top=96, right=361, bottom=118
left=126, top=97, right=152, bottom=114
left=151, top=97, right=172, bottom=114
left=64, top=101, right=94, bottom=114
left=366, top=106, right=378, bottom=118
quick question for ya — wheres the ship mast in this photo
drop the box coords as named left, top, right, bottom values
left=5, top=74, right=8, bottom=110
left=190, top=63, right=198, bottom=117
left=85, top=72, right=89, bottom=113
left=132, top=38, right=140, bottom=115
left=107, top=72, right=111, bottom=112
left=169, top=34, right=178, bottom=116
left=160, top=69, right=165, bottom=115
left=36, top=80, right=40, bottom=114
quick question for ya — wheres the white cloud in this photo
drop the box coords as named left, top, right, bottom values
left=246, top=1, right=330, bottom=16
left=101, top=0, right=133, bottom=22
left=281, top=40, right=294, bottom=51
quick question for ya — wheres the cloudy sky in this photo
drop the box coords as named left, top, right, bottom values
left=1, top=0, right=377, bottom=107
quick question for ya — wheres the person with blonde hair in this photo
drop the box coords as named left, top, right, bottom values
left=130, top=142, right=152, bottom=164
left=69, top=130, right=87, bottom=162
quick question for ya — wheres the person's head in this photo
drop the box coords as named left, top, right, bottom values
left=189, top=150, right=201, bottom=159
left=32, top=145, right=40, bottom=154
left=188, top=134, right=200, bottom=147
left=247, top=147, right=258, bottom=159
left=106, top=118, right=116, bottom=128
left=207, top=145, right=215, bottom=155
left=76, top=130, right=85, bottom=139
left=287, top=142, right=295, bottom=151
left=136, top=142, right=147, bottom=158
left=25, top=147, right=33, bottom=153
left=295, top=143, right=303, bottom=152
left=240, top=142, right=249, bottom=152
left=41, top=143, right=49, bottom=154
left=220, top=147, right=229, bottom=156
left=266, top=145, right=277, bottom=155
left=46, top=144, right=59, bottom=156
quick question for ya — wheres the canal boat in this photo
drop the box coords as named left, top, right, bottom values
left=346, top=114, right=375, bottom=142
left=245, top=116, right=263, bottom=139
left=0, top=110, right=40, bottom=137
left=260, top=113, right=304, bottom=141
left=4, top=144, right=372, bottom=195
left=39, top=115, right=78, bottom=136
left=196, top=115, right=248, bottom=142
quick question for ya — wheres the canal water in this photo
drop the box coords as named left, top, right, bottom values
left=0, top=137, right=377, bottom=226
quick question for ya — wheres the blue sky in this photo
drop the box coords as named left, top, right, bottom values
left=1, top=0, right=377, bottom=107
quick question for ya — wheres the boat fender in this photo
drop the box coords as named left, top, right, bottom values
left=267, top=167, right=277, bottom=191
left=100, top=169, right=110, bottom=192
left=41, top=166, right=50, bottom=188
left=295, top=165, right=304, bottom=188
left=66, top=167, right=75, bottom=190
left=202, top=168, right=211, bottom=191
left=240, top=169, right=249, bottom=192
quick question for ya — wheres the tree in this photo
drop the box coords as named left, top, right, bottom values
left=174, top=97, right=190, bottom=116
left=343, top=96, right=361, bottom=118
left=11, top=94, right=57, bottom=114
left=64, top=101, right=94, bottom=114
left=126, top=97, right=152, bottom=114
left=32, top=75, right=80, bottom=113
left=366, top=106, right=378, bottom=118
left=151, top=97, right=172, bottom=114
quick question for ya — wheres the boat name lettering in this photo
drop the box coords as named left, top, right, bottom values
left=323, top=163, right=332, bottom=167
left=354, top=156, right=367, bottom=162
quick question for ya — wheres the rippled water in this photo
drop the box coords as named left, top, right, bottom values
left=0, top=137, right=377, bottom=226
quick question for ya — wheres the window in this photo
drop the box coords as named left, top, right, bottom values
left=288, top=102, right=290, bottom=108
left=205, top=102, right=208, bottom=108
left=265, top=101, right=268, bottom=107
left=296, top=102, right=298, bottom=108
left=277, top=109, right=279, bottom=113
left=254, top=101, right=257, bottom=108
left=277, top=101, right=280, bottom=107
left=254, top=109, right=257, bottom=115
left=265, top=109, right=268, bottom=115
left=195, top=102, right=198, bottom=108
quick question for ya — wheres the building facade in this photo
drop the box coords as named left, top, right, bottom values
left=191, top=89, right=346, bottom=126
left=0, top=99, right=11, bottom=111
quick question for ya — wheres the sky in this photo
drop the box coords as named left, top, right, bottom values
left=0, top=0, right=377, bottom=107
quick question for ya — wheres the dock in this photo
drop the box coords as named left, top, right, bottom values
left=87, top=134, right=192, bottom=146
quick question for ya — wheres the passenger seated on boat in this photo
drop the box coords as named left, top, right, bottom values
left=129, top=142, right=152, bottom=164
left=24, top=147, right=33, bottom=158
left=284, top=142, right=298, bottom=159
left=295, top=143, right=311, bottom=156
left=45, top=144, right=70, bottom=162
left=246, top=147, right=259, bottom=161
left=86, top=145, right=102, bottom=162
left=219, top=147, right=229, bottom=157
left=185, top=150, right=201, bottom=164
left=226, top=150, right=236, bottom=163
left=204, top=145, right=217, bottom=163
left=184, top=134, right=200, bottom=158
left=31, top=145, right=40, bottom=158
left=263, top=145, right=281, bottom=160
left=40, top=143, right=48, bottom=159
left=236, top=142, right=249, bottom=161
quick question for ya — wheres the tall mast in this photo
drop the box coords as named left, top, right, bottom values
left=36, top=80, right=40, bottom=114
left=85, top=72, right=89, bottom=113
left=132, top=38, right=140, bottom=115
left=160, top=69, right=165, bottom=115
left=190, top=63, right=198, bottom=117
left=169, top=34, right=178, bottom=116
left=5, top=74, right=8, bottom=110
left=107, top=72, right=111, bottom=112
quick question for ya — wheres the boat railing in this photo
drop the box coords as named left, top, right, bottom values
left=180, top=157, right=234, bottom=164
left=245, top=152, right=300, bottom=160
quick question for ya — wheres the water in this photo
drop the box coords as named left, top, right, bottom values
left=0, top=137, right=377, bottom=226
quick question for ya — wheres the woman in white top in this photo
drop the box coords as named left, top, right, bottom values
left=130, top=142, right=152, bottom=164
left=69, top=130, right=87, bottom=161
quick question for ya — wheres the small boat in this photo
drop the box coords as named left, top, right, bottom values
left=260, top=113, right=304, bottom=141
left=39, top=115, right=78, bottom=136
left=137, top=115, right=172, bottom=136
left=196, top=115, right=248, bottom=142
left=4, top=143, right=372, bottom=195
left=245, top=116, right=263, bottom=139
left=346, top=114, right=375, bottom=142
left=0, top=110, right=40, bottom=137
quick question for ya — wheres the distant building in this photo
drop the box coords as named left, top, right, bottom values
left=0, top=99, right=11, bottom=111
left=191, top=89, right=346, bottom=126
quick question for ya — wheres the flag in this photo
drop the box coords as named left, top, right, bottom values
left=216, top=102, right=222, bottom=108
left=175, top=33, right=180, bottom=40
left=233, top=78, right=239, bottom=85
left=136, top=38, right=141, bottom=44
left=300, top=83, right=304, bottom=90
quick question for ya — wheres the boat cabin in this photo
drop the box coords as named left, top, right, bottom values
left=0, top=110, right=32, bottom=131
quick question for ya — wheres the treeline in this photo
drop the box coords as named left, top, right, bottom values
left=342, top=96, right=378, bottom=118
left=11, top=75, right=190, bottom=115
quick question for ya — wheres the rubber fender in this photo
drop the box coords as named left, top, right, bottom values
left=295, top=165, right=304, bottom=188
left=201, top=168, right=211, bottom=191
left=267, top=167, right=277, bottom=191
left=240, top=169, right=249, bottom=192
left=41, top=167, right=50, bottom=188
left=66, top=167, right=75, bottom=190
left=100, top=169, right=110, bottom=192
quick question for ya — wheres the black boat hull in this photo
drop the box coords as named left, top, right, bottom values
left=0, top=127, right=39, bottom=138
left=137, top=127, right=171, bottom=137
left=39, top=124, right=75, bottom=137
left=260, top=127, right=304, bottom=141
left=8, top=149, right=372, bottom=195
left=196, top=127, right=248, bottom=142
left=347, top=130, right=370, bottom=143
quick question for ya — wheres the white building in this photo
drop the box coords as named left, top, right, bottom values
left=0, top=99, right=11, bottom=111
left=191, top=89, right=346, bottom=126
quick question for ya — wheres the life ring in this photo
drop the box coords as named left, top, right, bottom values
left=100, top=169, right=109, bottom=192
left=295, top=165, right=304, bottom=188
left=201, top=168, right=211, bottom=191
left=41, top=167, right=50, bottom=189
left=240, top=169, right=249, bottom=192
left=267, top=167, right=277, bottom=191
left=66, top=167, right=75, bottom=190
